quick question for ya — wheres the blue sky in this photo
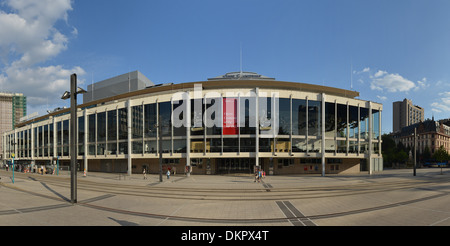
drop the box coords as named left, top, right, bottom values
left=1, top=0, right=450, bottom=134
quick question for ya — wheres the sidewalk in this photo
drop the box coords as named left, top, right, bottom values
left=0, top=168, right=448, bottom=226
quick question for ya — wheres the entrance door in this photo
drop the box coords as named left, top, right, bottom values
left=217, top=158, right=255, bottom=174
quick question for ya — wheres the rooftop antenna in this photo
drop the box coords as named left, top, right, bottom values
left=240, top=42, right=243, bottom=79
left=350, top=62, right=353, bottom=90
left=91, top=72, right=94, bottom=101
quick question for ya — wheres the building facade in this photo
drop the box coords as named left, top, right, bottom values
left=393, top=98, right=424, bottom=133
left=393, top=119, right=450, bottom=157
left=0, top=92, right=26, bottom=158
left=2, top=71, right=383, bottom=176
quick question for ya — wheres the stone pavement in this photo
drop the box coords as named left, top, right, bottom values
left=0, top=168, right=449, bottom=227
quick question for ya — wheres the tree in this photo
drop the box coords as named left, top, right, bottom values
left=396, top=150, right=408, bottom=164
left=432, top=145, right=449, bottom=163
left=432, top=145, right=449, bottom=175
left=382, top=134, right=397, bottom=166
left=422, top=146, right=431, bottom=161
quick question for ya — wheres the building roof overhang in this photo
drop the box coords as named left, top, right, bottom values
left=15, top=79, right=360, bottom=128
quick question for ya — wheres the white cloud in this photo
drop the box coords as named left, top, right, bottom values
left=355, top=67, right=370, bottom=74
left=0, top=0, right=84, bottom=116
left=370, top=71, right=416, bottom=93
left=374, top=70, right=387, bottom=78
left=414, top=77, right=429, bottom=91
left=376, top=95, right=387, bottom=101
left=431, top=91, right=450, bottom=113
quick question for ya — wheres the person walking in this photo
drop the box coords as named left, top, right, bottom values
left=166, top=170, right=170, bottom=179
left=143, top=169, right=147, bottom=180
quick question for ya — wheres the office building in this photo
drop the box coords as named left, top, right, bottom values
left=393, top=98, right=424, bottom=133
left=0, top=92, right=26, bottom=158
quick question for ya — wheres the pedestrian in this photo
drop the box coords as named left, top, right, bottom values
left=166, top=170, right=170, bottom=179
left=41, top=165, right=44, bottom=175
left=143, top=169, right=147, bottom=180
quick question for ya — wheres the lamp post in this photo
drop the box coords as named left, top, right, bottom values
left=61, top=74, right=86, bottom=204
left=413, top=127, right=417, bottom=176
left=158, top=115, right=163, bottom=182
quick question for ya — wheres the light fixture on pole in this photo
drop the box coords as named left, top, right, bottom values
left=61, top=74, right=86, bottom=204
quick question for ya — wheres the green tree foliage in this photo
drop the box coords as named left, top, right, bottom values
left=432, top=145, right=449, bottom=163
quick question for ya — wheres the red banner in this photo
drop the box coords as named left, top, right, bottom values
left=223, top=98, right=238, bottom=135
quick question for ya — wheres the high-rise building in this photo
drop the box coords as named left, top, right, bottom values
left=393, top=98, right=424, bottom=133
left=0, top=92, right=27, bottom=158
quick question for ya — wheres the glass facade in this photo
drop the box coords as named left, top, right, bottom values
left=2, top=87, right=382, bottom=175
left=4, top=97, right=381, bottom=158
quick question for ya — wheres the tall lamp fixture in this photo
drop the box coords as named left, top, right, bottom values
left=61, top=74, right=87, bottom=204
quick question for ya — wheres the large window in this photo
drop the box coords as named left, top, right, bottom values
left=278, top=98, right=290, bottom=135
left=118, top=108, right=128, bottom=140
left=349, top=106, right=359, bottom=139
left=372, top=109, right=380, bottom=140
left=97, top=112, right=106, bottom=142
left=159, top=102, right=171, bottom=137
left=144, top=103, right=157, bottom=138
left=132, top=105, right=143, bottom=139
left=336, top=104, right=347, bottom=138
left=78, top=116, right=84, bottom=156
left=206, top=98, right=221, bottom=135
left=88, top=114, right=95, bottom=155
left=292, top=99, right=306, bottom=136
left=325, top=102, right=336, bottom=153
left=118, top=108, right=128, bottom=154
left=239, top=97, right=256, bottom=134
left=308, top=100, right=321, bottom=137
left=360, top=107, right=369, bottom=140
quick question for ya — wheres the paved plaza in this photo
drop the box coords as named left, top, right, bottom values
left=0, top=168, right=449, bottom=226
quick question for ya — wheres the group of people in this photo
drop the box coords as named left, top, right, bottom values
left=142, top=166, right=176, bottom=180
left=254, top=169, right=265, bottom=183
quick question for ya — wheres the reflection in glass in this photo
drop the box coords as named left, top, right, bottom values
left=88, top=115, right=95, bottom=143
left=337, top=104, right=347, bottom=138
left=144, top=103, right=157, bottom=138
left=292, top=138, right=306, bottom=152
left=132, top=105, right=143, bottom=139
left=360, top=108, right=369, bottom=139
left=159, top=102, right=171, bottom=137
left=118, top=108, right=128, bottom=140
left=97, top=112, right=106, bottom=142
left=278, top=98, right=290, bottom=135
left=107, top=110, right=117, bottom=141
left=325, top=102, right=335, bottom=138
left=308, top=100, right=321, bottom=137
left=349, top=106, right=358, bottom=138
left=239, top=97, right=256, bottom=134
left=372, top=109, right=380, bottom=139
left=292, top=99, right=306, bottom=136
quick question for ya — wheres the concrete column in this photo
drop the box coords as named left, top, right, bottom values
left=321, top=93, right=326, bottom=177
left=255, top=87, right=259, bottom=169
left=368, top=102, right=373, bottom=175
left=84, top=109, right=88, bottom=174
left=127, top=99, right=132, bottom=176
left=186, top=92, right=191, bottom=177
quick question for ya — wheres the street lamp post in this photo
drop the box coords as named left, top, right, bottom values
left=158, top=115, right=163, bottom=182
left=61, top=74, right=86, bottom=204
left=413, top=127, right=417, bottom=176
